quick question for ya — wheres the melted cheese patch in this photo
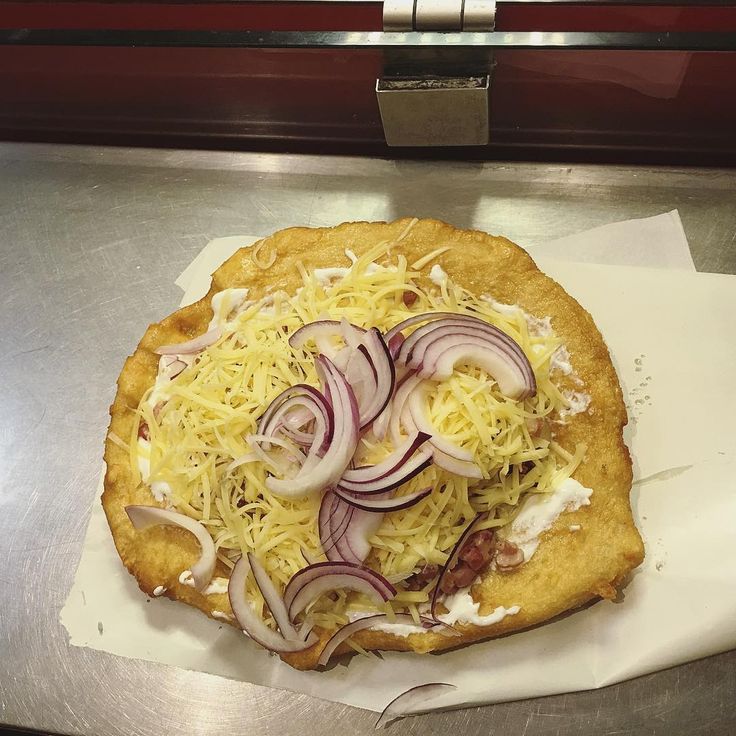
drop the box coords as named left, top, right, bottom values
left=134, top=242, right=585, bottom=629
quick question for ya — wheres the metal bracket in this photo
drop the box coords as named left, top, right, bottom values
left=378, top=0, right=495, bottom=146
left=376, top=75, right=490, bottom=147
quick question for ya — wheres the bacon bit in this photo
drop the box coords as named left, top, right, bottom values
left=405, top=563, right=439, bottom=591
left=440, top=530, right=496, bottom=595
left=402, top=290, right=419, bottom=307
left=458, top=529, right=495, bottom=571
left=137, top=422, right=150, bottom=441
left=152, top=401, right=166, bottom=419
left=494, top=539, right=525, bottom=571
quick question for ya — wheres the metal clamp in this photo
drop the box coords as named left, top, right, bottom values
left=378, top=0, right=495, bottom=146
left=376, top=75, right=491, bottom=147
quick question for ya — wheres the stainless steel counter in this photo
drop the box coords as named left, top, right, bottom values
left=1, top=142, right=734, bottom=736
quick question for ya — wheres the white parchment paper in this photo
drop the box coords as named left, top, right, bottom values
left=62, top=213, right=736, bottom=713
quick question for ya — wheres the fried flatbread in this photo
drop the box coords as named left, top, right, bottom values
left=103, top=218, right=644, bottom=670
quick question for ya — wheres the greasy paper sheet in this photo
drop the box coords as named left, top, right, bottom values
left=63, top=215, right=736, bottom=714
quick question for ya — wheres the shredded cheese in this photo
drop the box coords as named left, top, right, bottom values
left=133, top=243, right=586, bottom=630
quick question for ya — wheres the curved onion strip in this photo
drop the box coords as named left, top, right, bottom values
left=317, top=614, right=441, bottom=667
left=289, top=319, right=341, bottom=351
left=375, top=683, right=459, bottom=729
left=334, top=496, right=389, bottom=562
left=354, top=328, right=396, bottom=428
left=386, top=332, right=405, bottom=359
left=257, top=384, right=334, bottom=454
left=289, top=319, right=365, bottom=354
left=432, top=448, right=483, bottom=479
left=396, top=317, right=535, bottom=398
left=319, top=492, right=357, bottom=562
left=247, top=553, right=299, bottom=640
left=266, top=357, right=359, bottom=498
left=421, top=336, right=534, bottom=397
left=388, top=374, right=425, bottom=447
left=154, top=327, right=222, bottom=356
left=342, top=432, right=431, bottom=484
left=125, top=506, right=216, bottom=592
left=334, top=486, right=432, bottom=512
left=406, top=381, right=476, bottom=464
left=383, top=312, right=461, bottom=347
left=338, top=447, right=433, bottom=495
left=228, top=556, right=317, bottom=653
left=284, top=562, right=396, bottom=620
left=430, top=512, right=489, bottom=620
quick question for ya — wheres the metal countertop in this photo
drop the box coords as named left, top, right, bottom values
left=1, top=142, right=734, bottom=736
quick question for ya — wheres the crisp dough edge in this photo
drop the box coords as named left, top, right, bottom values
left=102, top=218, right=644, bottom=671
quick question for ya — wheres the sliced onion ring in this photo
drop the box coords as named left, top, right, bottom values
left=338, top=447, right=433, bottom=495
left=154, top=327, right=222, bottom=356
left=317, top=614, right=442, bottom=667
left=375, top=683, right=458, bottom=729
left=430, top=511, right=489, bottom=620
left=383, top=311, right=462, bottom=348
left=125, top=505, right=216, bottom=592
left=395, top=315, right=536, bottom=399
left=228, top=556, right=318, bottom=653
left=284, top=562, right=396, bottom=621
left=334, top=486, right=432, bottom=512
left=266, top=356, right=359, bottom=498
left=247, top=553, right=299, bottom=640
left=319, top=491, right=358, bottom=562
left=341, top=432, right=430, bottom=485
left=289, top=319, right=365, bottom=357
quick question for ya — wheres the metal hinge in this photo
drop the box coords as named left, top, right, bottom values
left=377, top=0, right=495, bottom=146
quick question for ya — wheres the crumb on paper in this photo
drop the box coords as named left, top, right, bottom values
left=656, top=561, right=664, bottom=572
left=98, top=621, right=104, bottom=635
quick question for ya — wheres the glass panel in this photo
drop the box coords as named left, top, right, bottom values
left=1, top=41, right=734, bottom=162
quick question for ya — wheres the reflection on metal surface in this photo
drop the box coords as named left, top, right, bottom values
left=1, top=29, right=736, bottom=51
left=1, top=142, right=735, bottom=736
left=376, top=75, right=490, bottom=146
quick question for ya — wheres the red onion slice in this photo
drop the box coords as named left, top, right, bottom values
left=342, top=432, right=431, bottom=484
left=125, top=505, right=216, bottom=592
left=395, top=315, right=536, bottom=399
left=430, top=511, right=489, bottom=620
left=247, top=553, right=299, bottom=640
left=317, top=614, right=441, bottom=667
left=284, top=562, right=396, bottom=620
left=289, top=320, right=365, bottom=357
left=375, top=683, right=458, bottom=728
left=266, top=357, right=359, bottom=498
left=319, top=491, right=358, bottom=562
left=338, top=447, right=433, bottom=495
left=334, top=486, right=432, bottom=512
left=341, top=506, right=385, bottom=562
left=383, top=312, right=461, bottom=348
left=154, top=327, right=222, bottom=356
left=432, top=449, right=483, bottom=479
left=354, top=328, right=396, bottom=429
left=228, top=556, right=318, bottom=653
left=257, top=384, right=334, bottom=455
left=388, top=374, right=425, bottom=447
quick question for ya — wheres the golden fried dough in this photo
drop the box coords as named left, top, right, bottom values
left=103, top=219, right=644, bottom=670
